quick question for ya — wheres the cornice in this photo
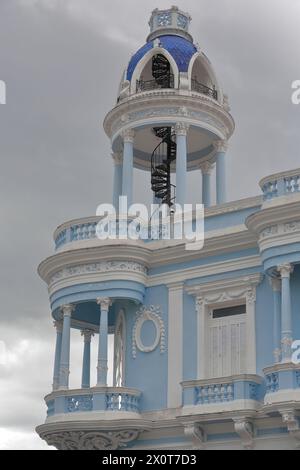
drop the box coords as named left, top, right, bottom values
left=40, top=226, right=259, bottom=287
left=103, top=92, right=235, bottom=140
left=246, top=198, right=300, bottom=236
left=185, top=272, right=263, bottom=296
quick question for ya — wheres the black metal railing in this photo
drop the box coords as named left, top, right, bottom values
left=136, top=74, right=175, bottom=93
left=191, top=78, right=218, bottom=100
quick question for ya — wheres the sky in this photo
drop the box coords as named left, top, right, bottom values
left=0, top=0, right=299, bottom=450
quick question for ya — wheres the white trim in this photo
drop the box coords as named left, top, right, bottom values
left=148, top=255, right=262, bottom=287
left=187, top=52, right=223, bottom=103
left=167, top=284, right=184, bottom=408
left=130, top=47, right=180, bottom=94
left=188, top=274, right=262, bottom=378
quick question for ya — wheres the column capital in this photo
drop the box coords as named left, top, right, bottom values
left=200, top=161, right=214, bottom=175
left=53, top=320, right=63, bottom=333
left=97, top=297, right=112, bottom=311
left=269, top=276, right=282, bottom=292
left=277, top=264, right=294, bottom=278
left=81, top=329, right=94, bottom=343
left=122, top=129, right=135, bottom=143
left=111, top=152, right=123, bottom=165
left=213, top=139, right=229, bottom=153
left=175, top=122, right=189, bottom=136
left=61, top=304, right=75, bottom=318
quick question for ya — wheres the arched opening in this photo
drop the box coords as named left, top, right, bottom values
left=136, top=54, right=175, bottom=93
left=190, top=55, right=218, bottom=101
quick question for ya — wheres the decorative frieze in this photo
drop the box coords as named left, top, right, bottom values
left=49, top=261, right=148, bottom=286
left=42, top=429, right=141, bottom=450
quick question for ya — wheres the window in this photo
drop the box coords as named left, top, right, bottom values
left=207, top=304, right=247, bottom=378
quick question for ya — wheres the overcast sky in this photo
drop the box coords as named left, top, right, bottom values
left=0, top=0, right=299, bottom=450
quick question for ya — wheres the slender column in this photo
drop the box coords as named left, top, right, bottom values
left=81, top=330, right=94, bottom=389
left=175, top=123, right=189, bottom=206
left=52, top=320, right=63, bottom=391
left=214, top=140, right=228, bottom=205
left=270, top=277, right=282, bottom=363
left=112, top=152, right=123, bottom=212
left=121, top=129, right=135, bottom=207
left=278, top=264, right=294, bottom=362
left=200, top=161, right=214, bottom=207
left=96, top=297, right=112, bottom=386
left=59, top=304, right=74, bottom=389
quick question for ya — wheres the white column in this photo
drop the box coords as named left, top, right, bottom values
left=246, top=287, right=257, bottom=374
left=59, top=304, right=74, bottom=390
left=167, top=283, right=184, bottom=408
left=122, top=129, right=135, bottom=207
left=52, top=320, right=63, bottom=391
left=270, top=277, right=282, bottom=363
left=175, top=123, right=189, bottom=206
left=278, top=264, right=294, bottom=362
left=195, top=297, right=205, bottom=379
left=200, top=161, right=214, bottom=208
left=96, top=297, right=112, bottom=386
left=81, top=330, right=94, bottom=389
left=112, top=152, right=123, bottom=212
left=214, top=140, right=228, bottom=205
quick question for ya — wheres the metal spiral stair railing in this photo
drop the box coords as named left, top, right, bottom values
left=150, top=54, right=177, bottom=208
left=151, top=127, right=176, bottom=207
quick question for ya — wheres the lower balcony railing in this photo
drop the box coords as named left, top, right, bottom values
left=45, top=387, right=142, bottom=419
left=181, top=375, right=264, bottom=411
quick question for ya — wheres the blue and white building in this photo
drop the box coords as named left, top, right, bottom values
left=37, top=7, right=300, bottom=450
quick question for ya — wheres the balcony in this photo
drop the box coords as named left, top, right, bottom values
left=45, top=387, right=142, bottom=421
left=181, top=375, right=264, bottom=416
left=191, top=78, right=218, bottom=100
left=260, top=168, right=300, bottom=201
left=136, top=74, right=175, bottom=93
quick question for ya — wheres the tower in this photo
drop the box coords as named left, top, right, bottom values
left=36, top=7, right=300, bottom=451
left=105, top=5, right=234, bottom=210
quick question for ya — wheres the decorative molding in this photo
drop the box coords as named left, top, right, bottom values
left=213, top=139, right=228, bottom=153
left=184, top=423, right=206, bottom=449
left=41, top=429, right=141, bottom=450
left=54, top=320, right=63, bottom=333
left=175, top=122, right=189, bottom=136
left=49, top=261, right=147, bottom=287
left=81, top=330, right=94, bottom=343
left=277, top=263, right=294, bottom=278
left=61, top=304, right=75, bottom=317
left=111, top=152, right=123, bottom=166
left=233, top=418, right=254, bottom=450
left=269, top=276, right=281, bottom=292
left=96, top=297, right=112, bottom=311
left=132, top=306, right=166, bottom=358
left=121, top=129, right=135, bottom=143
left=199, top=161, right=214, bottom=175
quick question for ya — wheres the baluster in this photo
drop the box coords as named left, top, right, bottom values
left=295, top=175, right=300, bottom=192
left=286, top=177, right=292, bottom=193
left=214, top=385, right=220, bottom=403
left=203, top=386, right=209, bottom=404
left=208, top=386, right=215, bottom=404
left=227, top=384, right=234, bottom=401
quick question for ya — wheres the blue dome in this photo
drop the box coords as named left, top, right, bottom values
left=126, top=35, right=197, bottom=82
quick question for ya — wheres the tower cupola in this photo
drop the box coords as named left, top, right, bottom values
left=147, top=6, right=193, bottom=42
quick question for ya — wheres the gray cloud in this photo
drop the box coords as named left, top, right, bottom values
left=0, top=0, right=299, bottom=449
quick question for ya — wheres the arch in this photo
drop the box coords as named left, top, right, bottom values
left=113, top=309, right=126, bottom=387
left=188, top=52, right=223, bottom=103
left=130, top=47, right=180, bottom=94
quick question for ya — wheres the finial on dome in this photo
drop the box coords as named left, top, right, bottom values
left=147, top=6, right=193, bottom=43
